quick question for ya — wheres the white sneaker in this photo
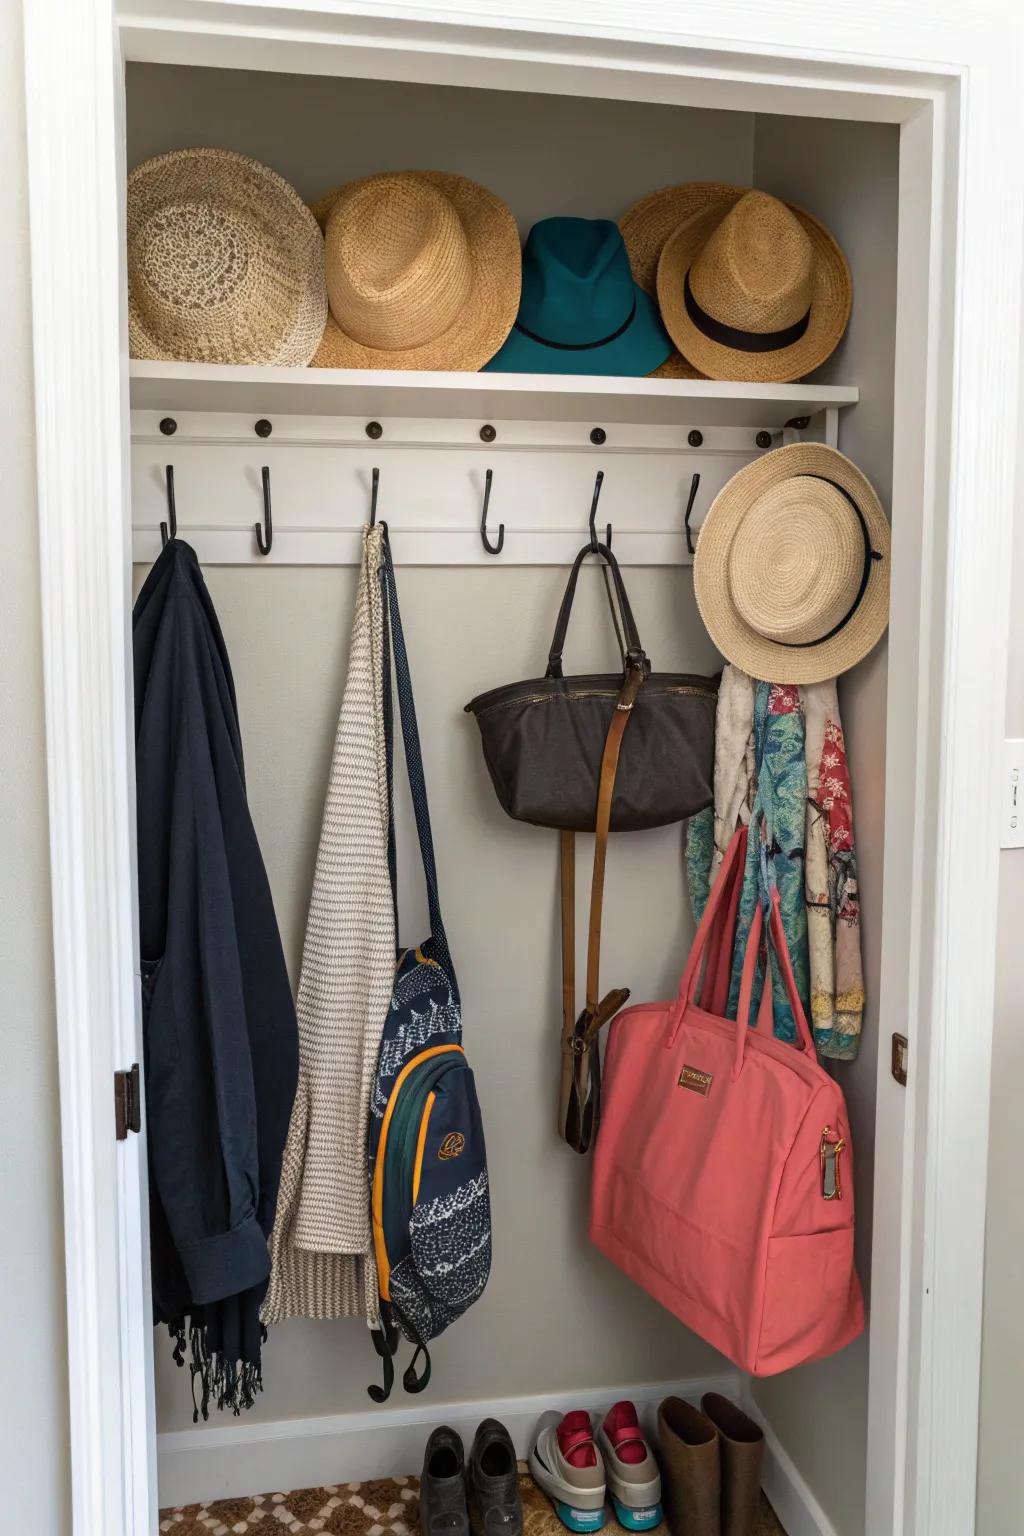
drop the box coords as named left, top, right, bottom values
left=529, top=1410, right=606, bottom=1533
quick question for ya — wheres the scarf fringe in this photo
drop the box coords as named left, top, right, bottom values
left=168, top=1319, right=266, bottom=1423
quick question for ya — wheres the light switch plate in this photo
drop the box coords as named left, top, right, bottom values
left=1001, top=739, right=1024, bottom=848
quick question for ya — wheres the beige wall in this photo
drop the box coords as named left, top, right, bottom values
left=0, top=2, right=72, bottom=1531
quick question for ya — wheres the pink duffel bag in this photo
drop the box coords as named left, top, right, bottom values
left=591, top=828, right=864, bottom=1376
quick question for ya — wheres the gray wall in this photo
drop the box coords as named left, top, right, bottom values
left=748, top=113, right=899, bottom=1536
left=125, top=64, right=755, bottom=230
left=975, top=304, right=1024, bottom=1535
left=0, top=2, right=72, bottom=1531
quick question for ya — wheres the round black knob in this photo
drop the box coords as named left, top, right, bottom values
left=365, top=420, right=383, bottom=440
left=479, top=424, right=497, bottom=443
left=755, top=430, right=773, bottom=450
left=589, top=427, right=607, bottom=445
left=159, top=417, right=177, bottom=437
left=254, top=418, right=273, bottom=438
left=687, top=429, right=704, bottom=448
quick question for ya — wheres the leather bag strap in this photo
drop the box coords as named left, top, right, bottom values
left=546, top=542, right=646, bottom=679
left=558, top=660, right=645, bottom=1153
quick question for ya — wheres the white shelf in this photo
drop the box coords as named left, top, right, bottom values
left=129, top=361, right=858, bottom=430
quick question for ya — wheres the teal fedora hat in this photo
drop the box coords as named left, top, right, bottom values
left=484, top=217, right=673, bottom=376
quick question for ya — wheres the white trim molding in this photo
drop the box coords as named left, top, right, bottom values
left=752, top=1404, right=840, bottom=1536
left=22, top=4, right=155, bottom=1535
left=157, top=1375, right=739, bottom=1509
left=21, top=5, right=1024, bottom=1536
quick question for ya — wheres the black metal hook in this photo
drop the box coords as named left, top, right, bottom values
left=588, top=470, right=611, bottom=552
left=684, top=472, right=701, bottom=556
left=479, top=469, right=504, bottom=555
left=369, top=467, right=380, bottom=528
left=254, top=466, right=273, bottom=555
left=160, top=465, right=177, bottom=548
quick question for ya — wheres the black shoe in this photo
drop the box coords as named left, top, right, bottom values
left=421, top=1426, right=470, bottom=1536
left=469, top=1419, right=523, bottom=1536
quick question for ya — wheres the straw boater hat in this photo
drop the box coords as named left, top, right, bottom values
left=309, top=171, right=520, bottom=371
left=656, top=189, right=852, bottom=383
left=693, top=443, right=889, bottom=684
left=127, top=148, right=327, bottom=366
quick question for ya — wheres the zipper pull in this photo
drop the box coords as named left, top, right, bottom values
left=820, top=1126, right=846, bottom=1201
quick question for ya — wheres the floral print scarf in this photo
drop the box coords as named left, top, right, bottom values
left=685, top=665, right=865, bottom=1059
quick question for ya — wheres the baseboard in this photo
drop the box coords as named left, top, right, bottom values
left=157, top=1371, right=739, bottom=1509
left=740, top=1388, right=840, bottom=1536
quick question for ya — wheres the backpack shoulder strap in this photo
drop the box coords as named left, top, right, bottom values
left=381, top=536, right=449, bottom=967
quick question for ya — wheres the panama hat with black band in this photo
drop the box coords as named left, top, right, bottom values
left=693, top=443, right=889, bottom=685
left=656, top=188, right=852, bottom=383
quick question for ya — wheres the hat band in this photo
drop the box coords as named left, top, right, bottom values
left=513, top=295, right=637, bottom=351
left=684, top=270, right=810, bottom=353
left=773, top=476, right=883, bottom=650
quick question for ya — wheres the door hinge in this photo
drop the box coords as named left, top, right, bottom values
left=891, top=1032, right=909, bottom=1087
left=114, top=1063, right=142, bottom=1140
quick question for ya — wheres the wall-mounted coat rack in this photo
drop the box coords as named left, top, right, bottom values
left=129, top=369, right=854, bottom=568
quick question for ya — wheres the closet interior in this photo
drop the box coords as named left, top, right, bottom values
left=128, top=59, right=897, bottom=1536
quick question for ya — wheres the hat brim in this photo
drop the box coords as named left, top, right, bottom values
left=693, top=442, right=890, bottom=685
left=656, top=195, right=852, bottom=383
left=482, top=284, right=672, bottom=377
left=309, top=171, right=520, bottom=371
left=620, top=181, right=749, bottom=296
left=128, top=148, right=328, bottom=367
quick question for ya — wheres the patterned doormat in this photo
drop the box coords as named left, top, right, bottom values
left=159, top=1468, right=786, bottom=1536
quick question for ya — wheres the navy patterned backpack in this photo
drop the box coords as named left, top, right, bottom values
left=367, top=537, right=491, bottom=1402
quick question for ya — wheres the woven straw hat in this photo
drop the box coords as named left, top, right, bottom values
left=693, top=443, right=890, bottom=684
left=620, top=181, right=748, bottom=380
left=656, top=190, right=852, bottom=382
left=128, top=148, right=327, bottom=366
left=309, top=171, right=520, bottom=371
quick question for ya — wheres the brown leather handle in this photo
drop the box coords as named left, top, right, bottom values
left=558, top=662, right=645, bottom=1153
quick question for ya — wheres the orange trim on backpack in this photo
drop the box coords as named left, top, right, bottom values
left=372, top=1045, right=463, bottom=1301
left=412, top=1093, right=437, bottom=1206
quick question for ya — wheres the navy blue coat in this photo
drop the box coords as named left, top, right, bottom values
left=133, top=541, right=298, bottom=1416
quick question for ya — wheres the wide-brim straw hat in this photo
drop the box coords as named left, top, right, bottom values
left=620, top=181, right=748, bottom=380
left=693, top=443, right=890, bottom=684
left=128, top=148, right=327, bottom=366
left=656, top=189, right=852, bottom=383
left=309, top=171, right=520, bottom=371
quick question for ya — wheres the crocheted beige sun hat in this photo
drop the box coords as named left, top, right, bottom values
left=656, top=189, right=852, bottom=383
left=309, top=170, right=521, bottom=371
left=127, top=148, right=327, bottom=366
left=693, top=443, right=890, bottom=684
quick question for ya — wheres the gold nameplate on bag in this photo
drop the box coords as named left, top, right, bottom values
left=679, top=1064, right=714, bottom=1096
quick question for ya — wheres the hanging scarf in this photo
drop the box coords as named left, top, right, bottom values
left=725, top=682, right=810, bottom=1042
left=802, top=680, right=865, bottom=1058
left=685, top=665, right=865, bottom=1059
left=685, top=665, right=755, bottom=920
left=263, top=525, right=394, bottom=1326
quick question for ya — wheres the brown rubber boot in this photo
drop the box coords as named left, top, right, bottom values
left=657, top=1396, right=720, bottom=1536
left=700, top=1394, right=765, bottom=1536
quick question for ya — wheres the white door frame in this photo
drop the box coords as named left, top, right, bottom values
left=21, top=4, right=1022, bottom=1534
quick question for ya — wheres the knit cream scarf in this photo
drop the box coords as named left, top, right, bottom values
left=263, top=526, right=393, bottom=1326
